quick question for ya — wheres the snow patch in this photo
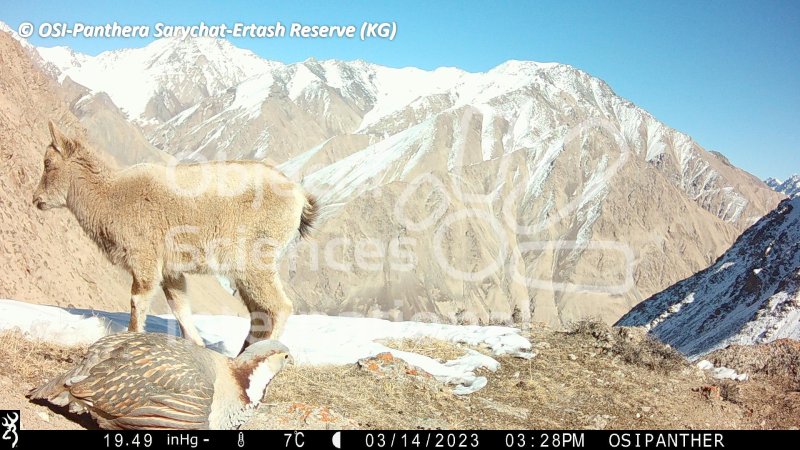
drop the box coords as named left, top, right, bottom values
left=0, top=300, right=120, bottom=346
left=0, top=299, right=532, bottom=394
left=696, top=359, right=748, bottom=381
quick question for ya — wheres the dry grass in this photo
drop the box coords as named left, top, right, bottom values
left=1, top=328, right=798, bottom=430
left=614, top=334, right=686, bottom=373
left=0, top=331, right=90, bottom=430
left=265, top=362, right=456, bottom=429
left=379, top=337, right=467, bottom=361
left=568, top=320, right=686, bottom=373
left=264, top=323, right=797, bottom=429
left=0, top=331, right=86, bottom=385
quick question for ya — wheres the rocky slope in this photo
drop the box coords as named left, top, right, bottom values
left=0, top=30, right=241, bottom=316
left=0, top=23, right=170, bottom=167
left=10, top=29, right=786, bottom=326
left=617, top=196, right=800, bottom=356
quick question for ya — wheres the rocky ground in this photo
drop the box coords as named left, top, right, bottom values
left=1, top=323, right=798, bottom=430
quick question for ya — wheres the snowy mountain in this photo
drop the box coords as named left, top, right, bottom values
left=35, top=37, right=777, bottom=226
left=38, top=37, right=276, bottom=126
left=3, top=27, right=784, bottom=327
left=0, top=30, right=237, bottom=316
left=616, top=196, right=800, bottom=356
left=766, top=175, right=800, bottom=197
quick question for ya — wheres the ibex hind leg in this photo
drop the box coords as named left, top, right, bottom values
left=162, top=274, right=205, bottom=346
left=236, top=271, right=293, bottom=353
left=265, top=274, right=293, bottom=339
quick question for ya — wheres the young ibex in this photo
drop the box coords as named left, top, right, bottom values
left=33, top=121, right=317, bottom=352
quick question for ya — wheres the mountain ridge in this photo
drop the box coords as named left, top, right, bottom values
left=617, top=196, right=800, bottom=356
left=1, top=26, right=785, bottom=327
left=766, top=174, right=800, bottom=198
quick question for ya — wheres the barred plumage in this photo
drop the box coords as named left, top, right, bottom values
left=28, top=333, right=291, bottom=430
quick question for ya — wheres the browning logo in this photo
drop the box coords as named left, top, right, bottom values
left=0, top=411, right=18, bottom=449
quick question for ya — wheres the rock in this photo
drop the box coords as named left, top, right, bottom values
left=568, top=354, right=578, bottom=361
left=356, top=352, right=445, bottom=392
left=698, top=385, right=721, bottom=400
left=358, top=352, right=430, bottom=378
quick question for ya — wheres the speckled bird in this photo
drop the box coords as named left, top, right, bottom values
left=27, top=332, right=291, bottom=430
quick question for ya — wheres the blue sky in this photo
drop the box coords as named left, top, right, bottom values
left=2, top=0, right=798, bottom=180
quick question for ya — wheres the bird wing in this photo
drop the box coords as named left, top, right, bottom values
left=28, top=332, right=141, bottom=403
left=68, top=334, right=217, bottom=430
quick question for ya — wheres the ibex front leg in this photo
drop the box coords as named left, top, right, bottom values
left=128, top=272, right=160, bottom=333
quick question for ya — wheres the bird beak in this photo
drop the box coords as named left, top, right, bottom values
left=286, top=354, right=295, bottom=366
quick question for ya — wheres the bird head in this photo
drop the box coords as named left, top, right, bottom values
left=234, top=340, right=292, bottom=404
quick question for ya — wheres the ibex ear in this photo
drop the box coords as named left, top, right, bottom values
left=48, top=120, right=73, bottom=156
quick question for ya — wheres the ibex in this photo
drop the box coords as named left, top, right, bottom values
left=33, top=121, right=317, bottom=352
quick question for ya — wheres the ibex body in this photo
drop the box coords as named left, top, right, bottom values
left=33, top=122, right=316, bottom=351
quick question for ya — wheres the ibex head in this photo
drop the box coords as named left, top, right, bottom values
left=32, top=121, right=87, bottom=211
